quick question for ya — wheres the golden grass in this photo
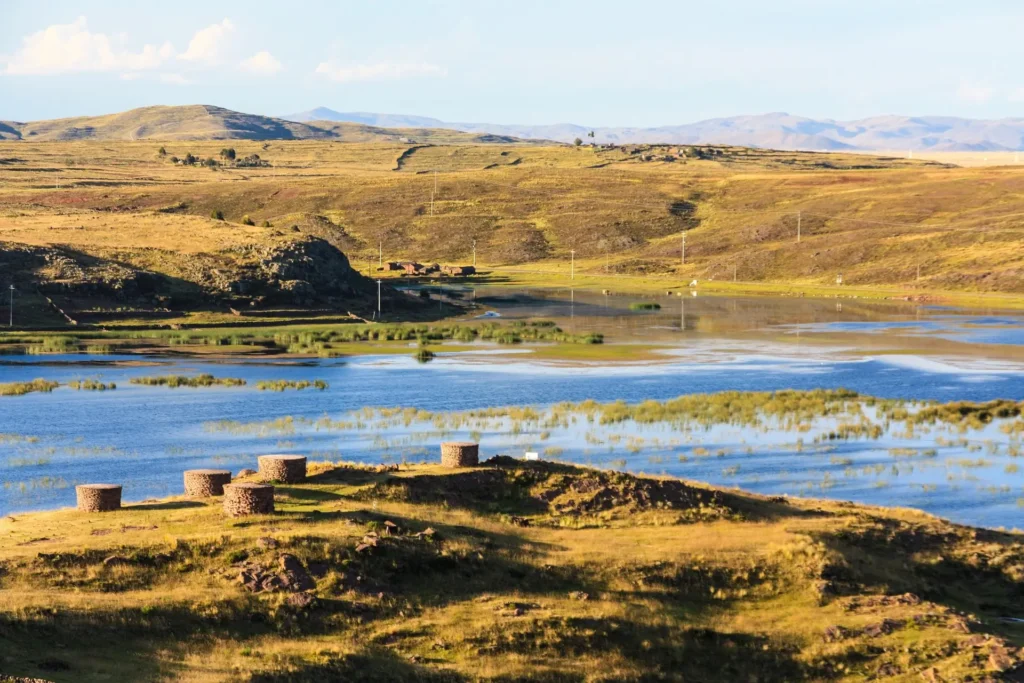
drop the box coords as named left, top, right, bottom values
left=1, top=458, right=1021, bottom=681
left=3, top=139, right=1024, bottom=332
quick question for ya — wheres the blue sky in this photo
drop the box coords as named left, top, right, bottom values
left=2, top=0, right=1023, bottom=125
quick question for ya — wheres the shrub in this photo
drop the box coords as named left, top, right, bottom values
left=211, top=210, right=225, bottom=221
left=262, top=220, right=272, bottom=228
left=241, top=215, right=255, bottom=226
left=220, top=148, right=236, bottom=161
left=157, top=146, right=167, bottom=156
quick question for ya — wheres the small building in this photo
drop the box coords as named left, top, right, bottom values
left=442, top=265, right=476, bottom=276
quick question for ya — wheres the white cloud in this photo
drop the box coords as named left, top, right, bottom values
left=956, top=82, right=995, bottom=104
left=241, top=50, right=283, bottom=75
left=178, top=19, right=234, bottom=64
left=314, top=60, right=446, bottom=83
left=4, top=17, right=173, bottom=75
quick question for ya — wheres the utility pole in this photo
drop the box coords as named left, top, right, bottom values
left=472, top=239, right=477, bottom=267
left=376, top=279, right=381, bottom=317
left=733, top=264, right=737, bottom=282
left=8, top=285, right=14, bottom=328
left=797, top=211, right=802, bottom=243
left=430, top=170, right=436, bottom=216
left=570, top=249, right=576, bottom=280
left=378, top=239, right=382, bottom=267
left=681, top=232, right=686, bottom=265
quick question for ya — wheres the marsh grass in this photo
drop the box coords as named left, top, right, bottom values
left=25, top=336, right=78, bottom=354
left=130, top=374, right=246, bottom=388
left=255, top=380, right=328, bottom=392
left=68, top=379, right=116, bottom=391
left=0, top=379, right=59, bottom=396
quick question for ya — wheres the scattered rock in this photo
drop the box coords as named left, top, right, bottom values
left=862, top=619, right=904, bottom=638
left=508, top=515, right=531, bottom=527
left=823, top=625, right=852, bottom=643
left=876, top=663, right=902, bottom=677
left=237, top=469, right=257, bottom=478
left=237, top=555, right=316, bottom=593
left=257, top=537, right=278, bottom=549
left=987, top=646, right=1016, bottom=672
left=356, top=532, right=380, bottom=553
left=278, top=554, right=315, bottom=592
left=285, top=592, right=317, bottom=610
left=568, top=591, right=590, bottom=601
left=920, top=667, right=941, bottom=682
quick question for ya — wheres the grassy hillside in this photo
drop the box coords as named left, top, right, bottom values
left=2, top=138, right=1024, bottom=327
left=0, top=106, right=540, bottom=144
left=1, top=456, right=1022, bottom=681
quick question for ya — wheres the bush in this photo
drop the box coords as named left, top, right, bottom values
left=204, top=157, right=219, bottom=167
left=261, top=220, right=272, bottom=228
left=241, top=215, right=255, bottom=226
left=629, top=302, right=661, bottom=311
left=211, top=210, right=224, bottom=221
left=157, top=146, right=166, bottom=156
left=220, top=148, right=236, bottom=161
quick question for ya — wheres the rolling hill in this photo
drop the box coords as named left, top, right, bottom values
left=0, top=105, right=536, bottom=144
left=283, top=107, right=1024, bottom=151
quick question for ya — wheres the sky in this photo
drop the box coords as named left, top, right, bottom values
left=2, top=0, right=1023, bottom=126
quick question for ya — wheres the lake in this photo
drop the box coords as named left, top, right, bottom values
left=3, top=288, right=1024, bottom=527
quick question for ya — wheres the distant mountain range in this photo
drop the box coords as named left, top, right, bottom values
left=283, top=108, right=1024, bottom=151
left=5, top=104, right=1024, bottom=151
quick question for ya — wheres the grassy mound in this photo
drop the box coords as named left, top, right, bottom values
left=1, top=458, right=1022, bottom=681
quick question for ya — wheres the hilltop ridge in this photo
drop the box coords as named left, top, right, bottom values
left=0, top=105, right=539, bottom=144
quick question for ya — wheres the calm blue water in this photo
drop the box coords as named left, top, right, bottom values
left=3, top=349, right=1024, bottom=526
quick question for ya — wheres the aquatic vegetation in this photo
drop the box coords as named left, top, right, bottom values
left=415, top=348, right=436, bottom=363
left=67, top=379, right=116, bottom=391
left=130, top=374, right=246, bottom=388
left=0, top=379, right=59, bottom=396
left=274, top=321, right=604, bottom=353
left=25, top=336, right=78, bottom=354
left=83, top=344, right=114, bottom=355
left=255, top=379, right=328, bottom=392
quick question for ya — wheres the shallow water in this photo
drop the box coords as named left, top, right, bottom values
left=3, top=291, right=1024, bottom=526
